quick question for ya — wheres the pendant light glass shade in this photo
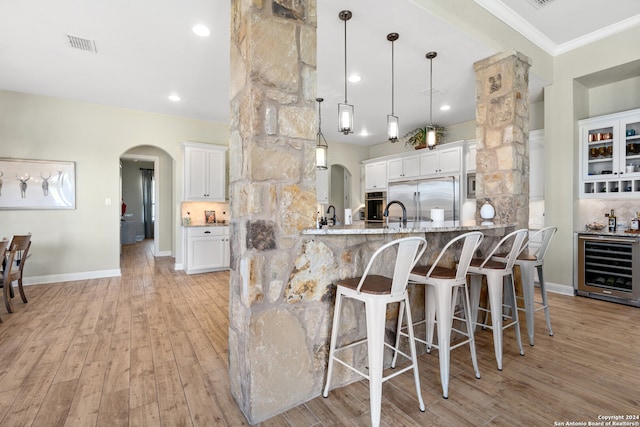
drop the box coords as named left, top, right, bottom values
left=426, top=51, right=438, bottom=150
left=387, top=32, right=399, bottom=143
left=316, top=98, right=328, bottom=169
left=338, top=10, right=354, bottom=135
left=387, top=114, right=399, bottom=142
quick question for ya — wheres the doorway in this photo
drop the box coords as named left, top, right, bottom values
left=330, top=164, right=352, bottom=223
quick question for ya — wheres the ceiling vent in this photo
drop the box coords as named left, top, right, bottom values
left=66, top=34, right=97, bottom=53
left=526, top=0, right=555, bottom=9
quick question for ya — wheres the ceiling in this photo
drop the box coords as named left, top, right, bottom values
left=1, top=0, right=639, bottom=146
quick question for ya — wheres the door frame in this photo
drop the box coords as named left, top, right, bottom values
left=120, top=153, right=160, bottom=257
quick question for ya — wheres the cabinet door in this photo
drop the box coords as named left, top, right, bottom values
left=365, top=162, right=387, bottom=190
left=316, top=168, right=329, bottom=203
left=206, top=149, right=226, bottom=200
left=419, top=151, right=439, bottom=175
left=439, top=146, right=461, bottom=174
left=582, top=119, right=617, bottom=180
left=189, top=236, right=225, bottom=271
left=223, top=235, right=230, bottom=268
left=403, top=154, right=420, bottom=178
left=620, top=116, right=640, bottom=178
left=185, top=147, right=208, bottom=200
left=465, top=141, right=477, bottom=173
left=387, top=158, right=404, bottom=180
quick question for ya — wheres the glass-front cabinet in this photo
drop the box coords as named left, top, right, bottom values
left=580, top=108, right=640, bottom=198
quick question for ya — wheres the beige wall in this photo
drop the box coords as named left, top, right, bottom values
left=0, top=89, right=228, bottom=283
left=544, top=26, right=640, bottom=290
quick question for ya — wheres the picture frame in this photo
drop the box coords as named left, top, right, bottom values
left=0, top=157, right=76, bottom=210
left=205, top=210, right=216, bottom=224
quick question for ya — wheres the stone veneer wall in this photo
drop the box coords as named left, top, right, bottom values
left=474, top=51, right=531, bottom=229
left=228, top=0, right=320, bottom=423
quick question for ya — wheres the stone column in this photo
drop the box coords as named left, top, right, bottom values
left=228, top=0, right=318, bottom=423
left=474, top=51, right=531, bottom=229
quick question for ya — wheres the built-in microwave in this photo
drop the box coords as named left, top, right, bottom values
left=466, top=173, right=476, bottom=199
left=365, top=191, right=386, bottom=225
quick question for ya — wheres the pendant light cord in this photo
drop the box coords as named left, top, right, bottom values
left=343, top=17, right=348, bottom=104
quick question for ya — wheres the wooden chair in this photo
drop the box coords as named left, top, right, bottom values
left=0, top=239, right=18, bottom=321
left=1, top=235, right=31, bottom=313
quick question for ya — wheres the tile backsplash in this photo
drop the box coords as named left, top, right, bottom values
left=577, top=199, right=640, bottom=230
left=181, top=201, right=230, bottom=225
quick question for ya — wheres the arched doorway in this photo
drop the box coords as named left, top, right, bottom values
left=120, top=145, right=175, bottom=261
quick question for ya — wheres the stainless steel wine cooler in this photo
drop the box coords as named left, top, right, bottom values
left=577, top=233, right=640, bottom=307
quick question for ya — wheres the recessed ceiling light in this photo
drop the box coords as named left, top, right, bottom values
left=192, top=24, right=210, bottom=37
left=168, top=94, right=181, bottom=102
left=440, top=105, right=451, bottom=111
left=348, top=74, right=361, bottom=83
left=359, top=129, right=369, bottom=137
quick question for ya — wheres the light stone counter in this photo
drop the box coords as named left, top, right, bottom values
left=303, top=220, right=513, bottom=235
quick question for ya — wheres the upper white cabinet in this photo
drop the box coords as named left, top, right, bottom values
left=316, top=168, right=329, bottom=204
left=419, top=145, right=461, bottom=177
left=465, top=140, right=477, bottom=173
left=387, top=154, right=420, bottom=181
left=579, top=108, right=640, bottom=198
left=183, top=142, right=228, bottom=201
left=364, top=161, right=387, bottom=191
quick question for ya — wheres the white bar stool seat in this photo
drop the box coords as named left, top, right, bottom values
left=323, top=237, right=427, bottom=427
left=467, top=228, right=528, bottom=371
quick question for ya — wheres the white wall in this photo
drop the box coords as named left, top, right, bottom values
left=0, top=90, right=228, bottom=283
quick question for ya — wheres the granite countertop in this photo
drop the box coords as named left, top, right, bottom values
left=183, top=223, right=229, bottom=228
left=577, top=228, right=640, bottom=237
left=303, top=221, right=514, bottom=235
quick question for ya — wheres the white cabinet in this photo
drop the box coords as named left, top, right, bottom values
left=465, top=140, right=477, bottom=173
left=364, top=161, right=387, bottom=191
left=316, top=168, right=329, bottom=204
left=579, top=108, right=640, bottom=198
left=185, top=226, right=229, bottom=274
left=387, top=154, right=420, bottom=181
left=529, top=130, right=544, bottom=200
left=183, top=142, right=228, bottom=201
left=419, top=146, right=461, bottom=176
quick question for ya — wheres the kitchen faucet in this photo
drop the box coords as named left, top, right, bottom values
left=383, top=200, right=407, bottom=227
left=326, top=205, right=336, bottom=226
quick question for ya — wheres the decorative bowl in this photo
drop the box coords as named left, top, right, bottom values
left=586, top=222, right=605, bottom=231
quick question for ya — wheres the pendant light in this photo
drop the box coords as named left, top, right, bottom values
left=315, top=97, right=328, bottom=169
left=426, top=51, right=438, bottom=149
left=387, top=33, right=399, bottom=143
left=338, top=10, right=354, bottom=135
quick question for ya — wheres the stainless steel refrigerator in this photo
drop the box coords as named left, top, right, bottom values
left=386, top=176, right=460, bottom=224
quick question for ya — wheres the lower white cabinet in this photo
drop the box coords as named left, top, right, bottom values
left=185, top=226, right=230, bottom=274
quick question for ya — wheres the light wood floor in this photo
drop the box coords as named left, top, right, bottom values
left=0, top=240, right=638, bottom=426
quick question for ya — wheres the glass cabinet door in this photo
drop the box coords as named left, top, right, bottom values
left=584, top=123, right=616, bottom=180
left=622, top=119, right=640, bottom=178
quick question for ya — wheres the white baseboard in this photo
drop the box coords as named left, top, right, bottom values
left=174, top=262, right=184, bottom=271
left=542, top=281, right=575, bottom=296
left=23, top=269, right=121, bottom=286
left=157, top=250, right=172, bottom=256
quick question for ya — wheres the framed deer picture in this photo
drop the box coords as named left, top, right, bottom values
left=0, top=158, right=76, bottom=210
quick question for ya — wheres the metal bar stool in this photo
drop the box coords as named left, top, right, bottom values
left=393, top=231, right=484, bottom=399
left=468, top=228, right=528, bottom=371
left=323, top=237, right=427, bottom=427
left=493, top=226, right=557, bottom=345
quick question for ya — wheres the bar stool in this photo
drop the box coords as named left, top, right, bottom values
left=393, top=231, right=484, bottom=399
left=467, top=228, right=528, bottom=371
left=323, top=237, right=427, bottom=427
left=493, top=226, right=557, bottom=346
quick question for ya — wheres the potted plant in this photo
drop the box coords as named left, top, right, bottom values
left=404, top=127, right=445, bottom=150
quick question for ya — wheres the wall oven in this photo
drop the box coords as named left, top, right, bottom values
left=577, top=233, right=640, bottom=307
left=365, top=191, right=386, bottom=226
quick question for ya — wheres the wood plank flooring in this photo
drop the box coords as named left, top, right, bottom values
left=0, top=239, right=638, bottom=426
